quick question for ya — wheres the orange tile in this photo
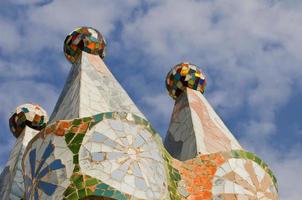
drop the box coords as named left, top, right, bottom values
left=79, top=123, right=89, bottom=132
left=55, top=128, right=65, bottom=136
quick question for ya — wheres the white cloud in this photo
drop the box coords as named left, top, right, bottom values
left=0, top=18, right=21, bottom=53
left=0, top=59, right=42, bottom=79
left=121, top=0, right=302, bottom=133
left=7, top=0, right=48, bottom=5
left=20, top=0, right=142, bottom=52
left=0, top=80, right=58, bottom=121
left=0, top=0, right=301, bottom=198
left=276, top=157, right=302, bottom=200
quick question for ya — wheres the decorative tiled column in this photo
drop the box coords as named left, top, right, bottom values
left=164, top=63, right=242, bottom=161
left=0, top=104, right=48, bottom=200
left=50, top=27, right=145, bottom=123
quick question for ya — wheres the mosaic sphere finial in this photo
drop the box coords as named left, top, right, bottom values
left=166, top=62, right=206, bottom=99
left=64, top=27, right=107, bottom=64
left=9, top=104, right=49, bottom=138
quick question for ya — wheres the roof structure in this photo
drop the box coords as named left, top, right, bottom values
left=164, top=63, right=242, bottom=161
left=0, top=104, right=48, bottom=200
left=50, top=27, right=144, bottom=123
left=0, top=27, right=279, bottom=200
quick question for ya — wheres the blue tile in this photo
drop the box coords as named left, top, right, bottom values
left=38, top=180, right=57, bottom=196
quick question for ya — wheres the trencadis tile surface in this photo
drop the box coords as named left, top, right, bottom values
left=0, top=27, right=279, bottom=200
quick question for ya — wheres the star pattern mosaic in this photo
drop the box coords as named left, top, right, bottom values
left=64, top=27, right=106, bottom=64
left=166, top=62, right=206, bottom=99
left=23, top=112, right=178, bottom=200
left=79, top=114, right=168, bottom=199
left=24, top=142, right=65, bottom=199
left=174, top=150, right=278, bottom=200
left=9, top=104, right=48, bottom=138
left=213, top=158, right=278, bottom=199
left=23, top=131, right=74, bottom=200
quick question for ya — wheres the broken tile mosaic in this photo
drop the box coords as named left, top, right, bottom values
left=166, top=62, right=206, bottom=99
left=166, top=63, right=206, bottom=99
left=64, top=27, right=107, bottom=64
left=79, top=113, right=168, bottom=199
left=1, top=27, right=279, bottom=200
left=23, top=112, right=174, bottom=199
left=24, top=141, right=65, bottom=199
left=23, top=128, right=74, bottom=200
left=174, top=150, right=278, bottom=200
left=9, top=104, right=48, bottom=138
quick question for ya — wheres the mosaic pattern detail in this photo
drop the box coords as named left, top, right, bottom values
left=161, top=150, right=182, bottom=200
left=213, top=158, right=278, bottom=199
left=79, top=113, right=168, bottom=199
left=9, top=104, right=48, bottom=138
left=0, top=167, right=12, bottom=199
left=165, top=88, right=242, bottom=160
left=64, top=27, right=106, bottom=64
left=63, top=174, right=128, bottom=200
left=1, top=26, right=279, bottom=200
left=166, top=62, right=206, bottom=99
left=61, top=113, right=131, bottom=199
left=24, top=112, right=171, bottom=199
left=23, top=112, right=279, bottom=200
left=24, top=142, right=65, bottom=198
left=0, top=126, right=40, bottom=200
left=50, top=52, right=145, bottom=123
left=174, top=150, right=278, bottom=200
left=23, top=131, right=74, bottom=199
left=49, top=60, right=81, bottom=122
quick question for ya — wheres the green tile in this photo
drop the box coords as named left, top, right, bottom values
left=72, top=175, right=83, bottom=189
left=66, top=192, right=78, bottom=200
left=78, top=188, right=86, bottom=198
left=86, top=188, right=93, bottom=196
left=231, top=150, right=241, bottom=158
left=63, top=186, right=75, bottom=197
left=69, top=144, right=81, bottom=154
left=93, top=189, right=105, bottom=196
left=73, top=165, right=80, bottom=173
left=254, top=156, right=262, bottom=165
left=65, top=132, right=75, bottom=144
left=72, top=119, right=82, bottom=126
left=245, top=152, right=255, bottom=160
left=103, top=189, right=114, bottom=197
left=93, top=114, right=103, bottom=122
left=73, top=154, right=79, bottom=164
left=83, top=117, right=92, bottom=122
left=70, top=134, right=85, bottom=144
left=89, top=121, right=98, bottom=129
left=85, top=178, right=98, bottom=187
left=105, top=112, right=113, bottom=119
left=97, top=183, right=109, bottom=189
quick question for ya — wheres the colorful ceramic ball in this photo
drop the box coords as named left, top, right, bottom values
left=64, top=27, right=107, bottom=64
left=9, top=104, right=49, bottom=138
left=166, top=62, right=206, bottom=99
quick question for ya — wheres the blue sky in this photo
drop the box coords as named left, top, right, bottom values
left=0, top=0, right=301, bottom=199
